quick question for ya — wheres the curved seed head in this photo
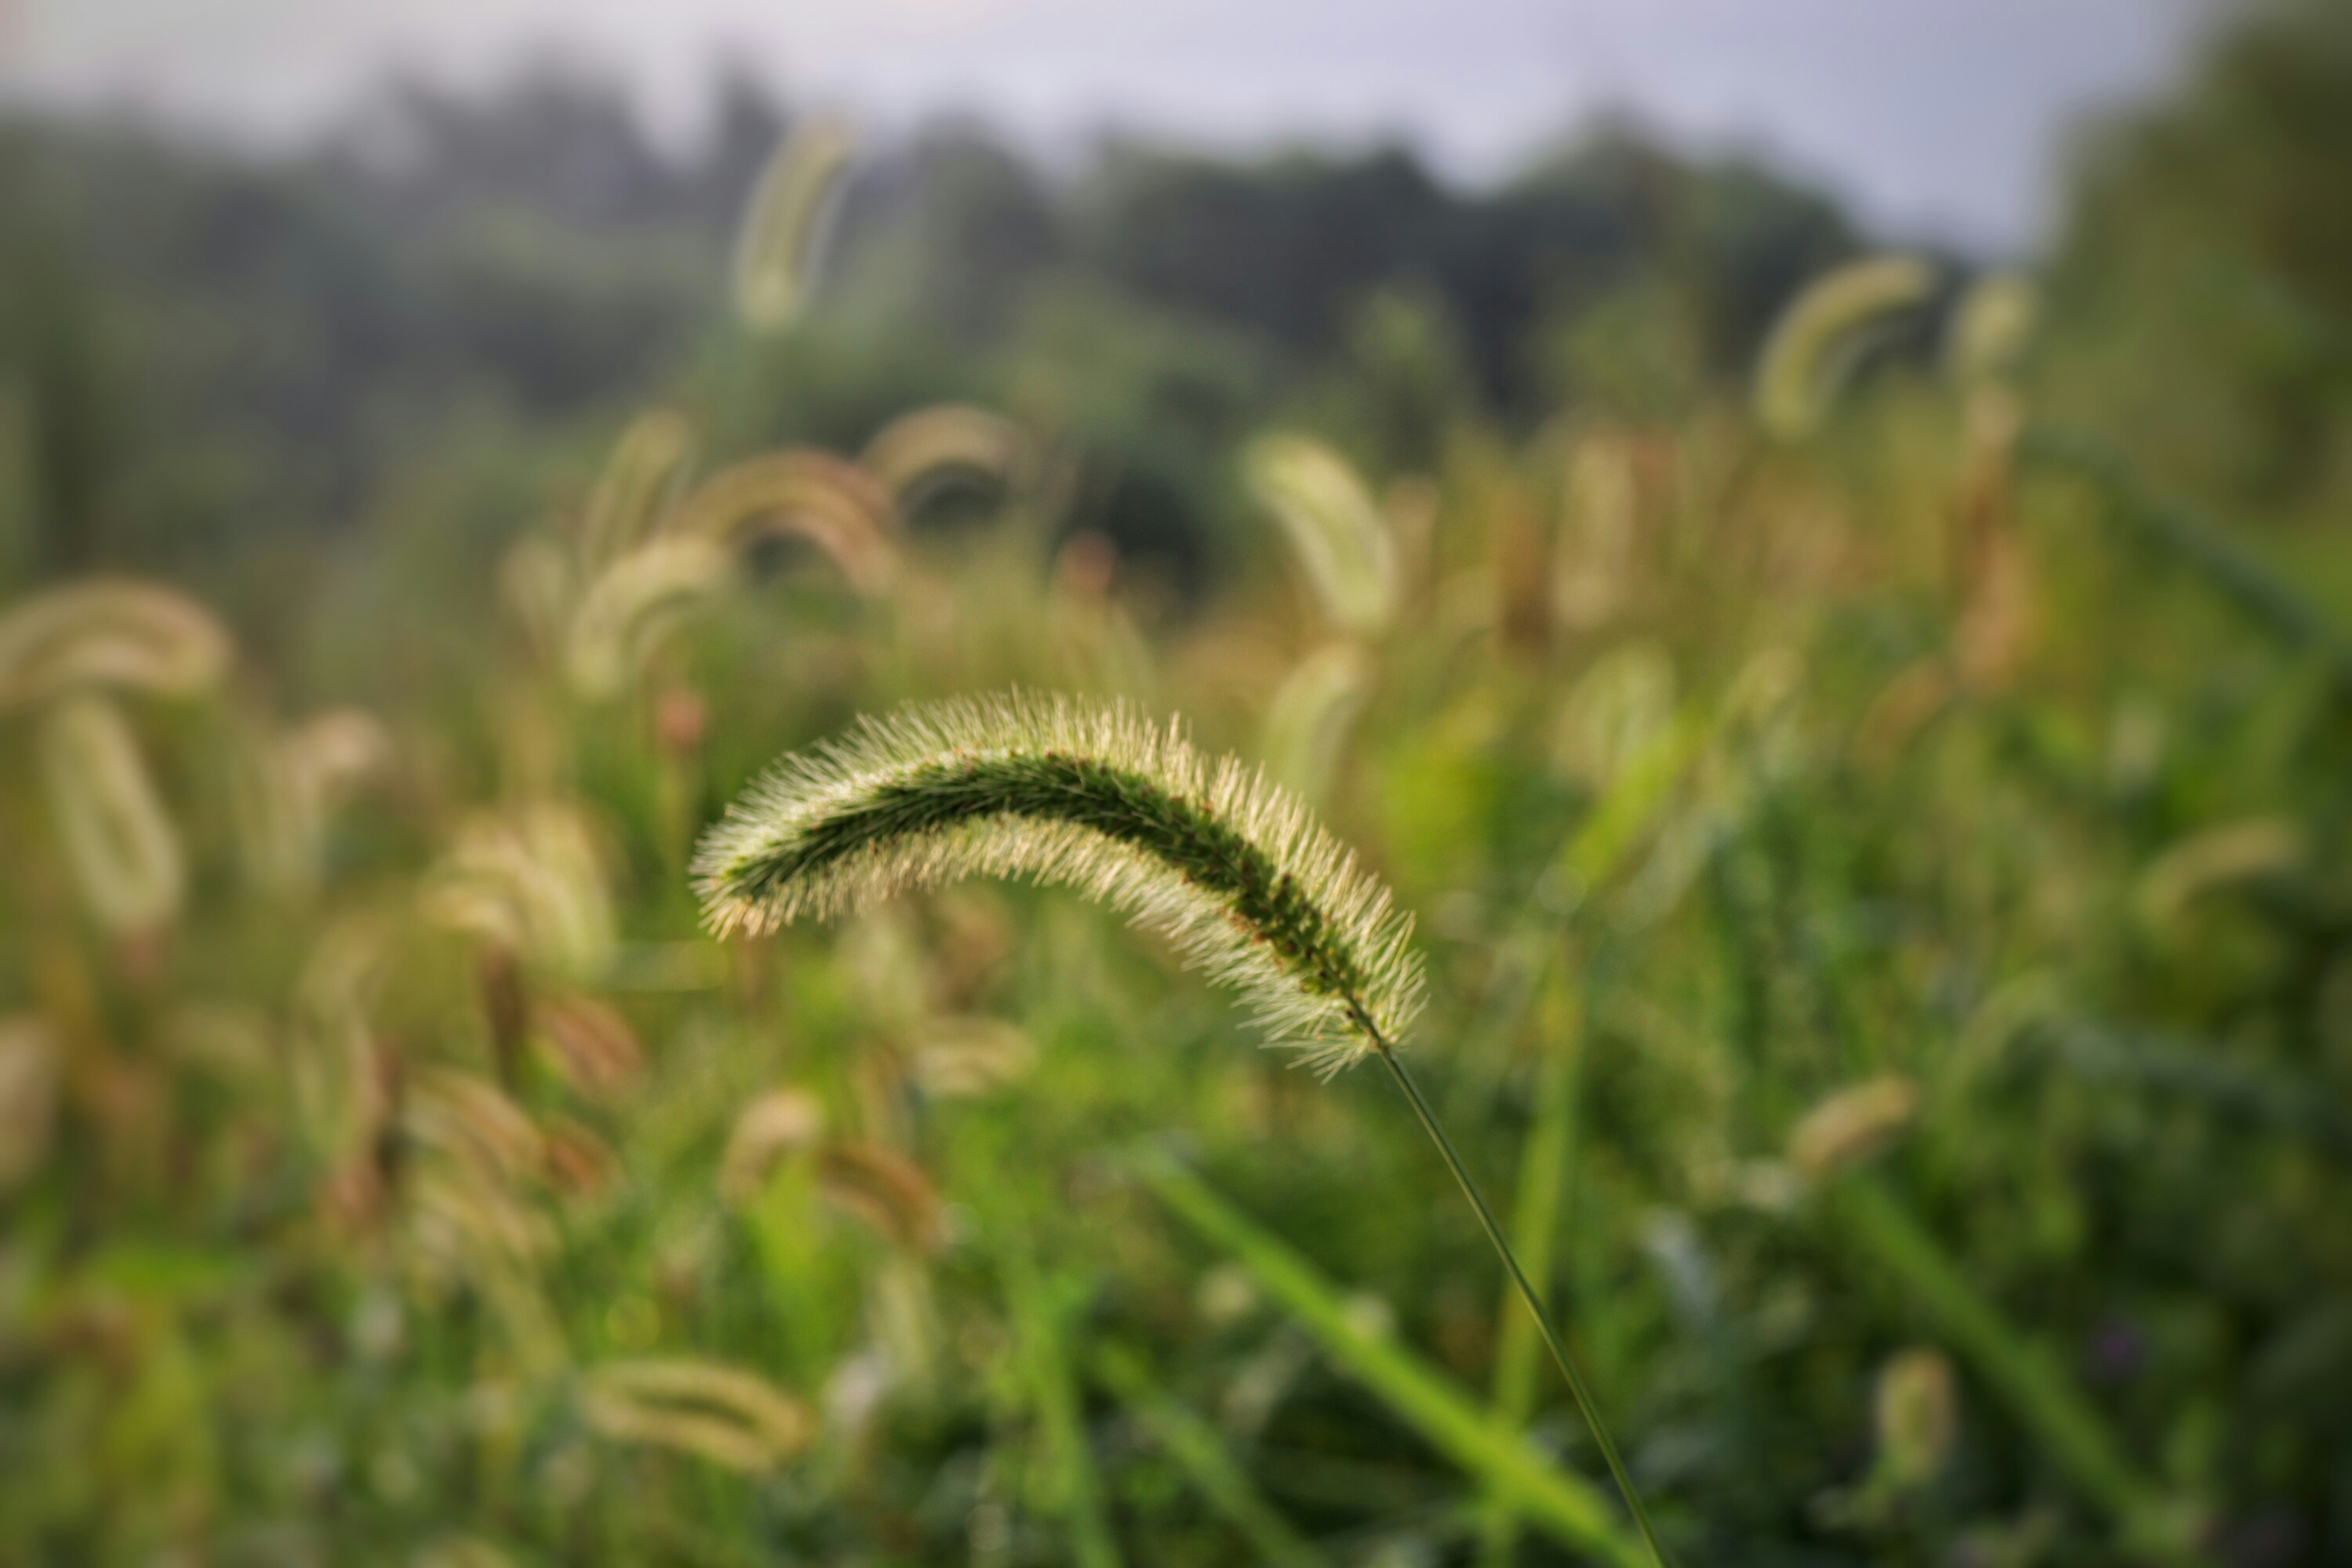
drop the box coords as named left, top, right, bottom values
left=423, top=801, right=615, bottom=980
left=1755, top=256, right=1938, bottom=441
left=695, top=691, right=1423, bottom=1074
left=1243, top=434, right=1399, bottom=636
left=660, top=452, right=898, bottom=595
left=1944, top=272, right=2039, bottom=389
left=581, top=1356, right=814, bottom=1471
left=1260, top=641, right=1374, bottom=804
left=581, top=409, right=697, bottom=573
left=565, top=535, right=735, bottom=702
left=732, top=115, right=857, bottom=335
left=0, top=579, right=230, bottom=711
left=859, top=404, right=1037, bottom=517
left=1788, top=1075, right=1920, bottom=1180
left=38, top=691, right=185, bottom=935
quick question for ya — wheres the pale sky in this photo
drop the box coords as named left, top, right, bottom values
left=0, top=0, right=2214, bottom=249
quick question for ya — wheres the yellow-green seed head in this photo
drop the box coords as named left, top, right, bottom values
left=694, top=691, right=1424, bottom=1074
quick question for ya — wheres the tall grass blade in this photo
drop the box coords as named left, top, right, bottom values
left=1136, top=1152, right=1650, bottom=1568
left=1093, top=1341, right=1325, bottom=1567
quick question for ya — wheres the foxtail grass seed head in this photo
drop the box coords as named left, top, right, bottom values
left=531, top=993, right=644, bottom=1102
left=405, top=1067, right=546, bottom=1192
left=1788, top=1074, right=1921, bottom=1180
left=661, top=452, right=898, bottom=595
left=1243, top=434, right=1399, bottom=636
left=859, top=405, right=1036, bottom=514
left=38, top=691, right=187, bottom=935
left=732, top=115, right=856, bottom=334
left=231, top=706, right=389, bottom=898
left=1553, top=641, right=1677, bottom=791
left=2133, top=817, right=2306, bottom=933
left=1553, top=430, right=1640, bottom=630
left=1755, top=256, right=1938, bottom=441
left=499, top=534, right=578, bottom=661
left=423, top=802, right=616, bottom=981
left=1260, top=641, right=1374, bottom=804
left=565, top=535, right=735, bottom=702
left=720, top=1087, right=829, bottom=1205
left=582, top=410, right=696, bottom=574
left=1874, top=1348, right=1959, bottom=1490
left=0, top=579, right=231, bottom=711
left=1944, top=272, right=2040, bottom=388
left=695, top=691, right=1424, bottom=1074
left=909, top=1015, right=1037, bottom=1098
left=581, top=1357, right=815, bottom=1472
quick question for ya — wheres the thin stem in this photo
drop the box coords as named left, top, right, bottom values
left=1367, top=1034, right=1670, bottom=1568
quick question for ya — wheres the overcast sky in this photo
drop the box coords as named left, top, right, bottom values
left=0, top=0, right=2216, bottom=250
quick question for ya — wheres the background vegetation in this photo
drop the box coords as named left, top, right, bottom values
left=2, top=0, right=2350, bottom=1563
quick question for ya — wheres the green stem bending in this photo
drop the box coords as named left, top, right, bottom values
left=1833, top=1175, right=2204, bottom=1561
left=1368, top=1035, right=1671, bottom=1568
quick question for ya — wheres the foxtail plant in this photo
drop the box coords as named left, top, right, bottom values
left=859, top=404, right=1039, bottom=517
left=732, top=114, right=856, bottom=335
left=0, top=579, right=230, bottom=710
left=1755, top=255, right=1937, bottom=441
left=661, top=452, right=899, bottom=595
left=693, top=690, right=1668, bottom=1563
left=566, top=535, right=736, bottom=702
left=1243, top=434, right=1400, bottom=637
left=581, top=409, right=696, bottom=575
left=38, top=690, right=187, bottom=937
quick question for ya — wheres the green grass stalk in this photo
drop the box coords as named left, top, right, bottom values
left=1091, top=1341, right=1325, bottom=1567
left=1138, top=1153, right=1649, bottom=1568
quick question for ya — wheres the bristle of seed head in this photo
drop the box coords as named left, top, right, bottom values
left=692, top=691, right=1424, bottom=1075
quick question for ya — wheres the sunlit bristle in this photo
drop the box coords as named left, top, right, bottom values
left=0, top=579, right=232, bottom=710
left=1243, top=434, right=1399, bottom=636
left=732, top=114, right=857, bottom=335
left=694, top=691, right=1424, bottom=1074
left=1755, top=256, right=1938, bottom=441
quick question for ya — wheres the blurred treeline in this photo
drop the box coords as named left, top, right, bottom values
left=5, top=1, right=2347, bottom=646
left=8, top=64, right=1866, bottom=620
